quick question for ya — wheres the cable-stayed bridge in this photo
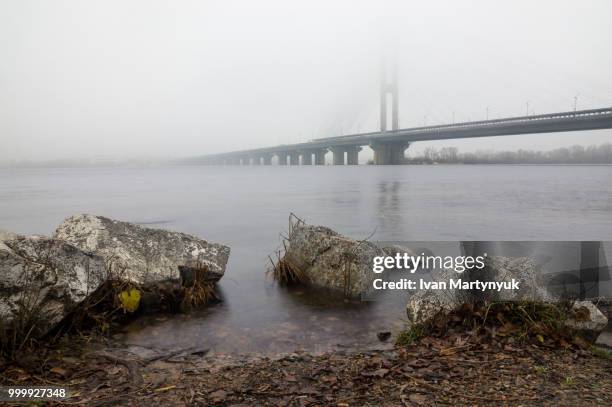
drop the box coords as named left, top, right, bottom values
left=196, top=107, right=612, bottom=165
left=195, top=62, right=612, bottom=165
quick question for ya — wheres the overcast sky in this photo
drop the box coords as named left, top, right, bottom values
left=1, top=0, right=611, bottom=162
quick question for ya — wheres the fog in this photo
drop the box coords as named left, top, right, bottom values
left=1, top=0, right=611, bottom=162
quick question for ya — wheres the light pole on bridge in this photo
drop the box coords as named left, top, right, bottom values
left=574, top=94, right=579, bottom=112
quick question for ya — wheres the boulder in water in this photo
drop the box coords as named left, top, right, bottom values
left=282, top=224, right=383, bottom=298
left=54, top=214, right=230, bottom=285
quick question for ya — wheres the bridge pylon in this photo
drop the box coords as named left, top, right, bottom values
left=380, top=53, right=399, bottom=133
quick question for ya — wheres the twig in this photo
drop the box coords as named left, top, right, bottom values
left=93, top=351, right=143, bottom=385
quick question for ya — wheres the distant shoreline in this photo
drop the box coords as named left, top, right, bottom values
left=2, top=162, right=612, bottom=170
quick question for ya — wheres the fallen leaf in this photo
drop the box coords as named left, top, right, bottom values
left=118, top=288, right=141, bottom=313
left=320, top=374, right=337, bottom=383
left=210, top=389, right=227, bottom=402
left=50, top=366, right=69, bottom=378
left=409, top=393, right=428, bottom=405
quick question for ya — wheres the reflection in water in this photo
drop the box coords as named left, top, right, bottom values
left=377, top=180, right=403, bottom=233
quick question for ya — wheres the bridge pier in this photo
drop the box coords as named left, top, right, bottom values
left=314, top=149, right=327, bottom=165
left=262, top=154, right=272, bottom=165
left=346, top=146, right=361, bottom=165
left=277, top=152, right=288, bottom=165
left=370, top=141, right=410, bottom=165
left=251, top=156, right=260, bottom=165
left=331, top=148, right=345, bottom=165
left=289, top=151, right=300, bottom=166
left=300, top=151, right=312, bottom=165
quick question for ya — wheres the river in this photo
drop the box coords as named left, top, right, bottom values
left=1, top=164, right=611, bottom=356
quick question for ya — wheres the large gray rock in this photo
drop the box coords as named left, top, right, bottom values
left=406, top=256, right=550, bottom=326
left=0, top=235, right=107, bottom=336
left=405, top=255, right=608, bottom=341
left=54, top=214, right=230, bottom=286
left=283, top=224, right=384, bottom=298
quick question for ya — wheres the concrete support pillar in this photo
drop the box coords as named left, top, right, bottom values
left=331, top=148, right=345, bottom=165
left=289, top=151, right=300, bottom=166
left=301, top=151, right=312, bottom=165
left=314, top=149, right=327, bottom=165
left=240, top=157, right=250, bottom=165
left=252, top=156, right=260, bottom=165
left=346, top=146, right=362, bottom=165
left=277, top=152, right=288, bottom=166
left=262, top=154, right=272, bottom=165
left=370, top=141, right=410, bottom=165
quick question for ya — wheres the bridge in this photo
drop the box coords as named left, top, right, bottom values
left=195, top=62, right=612, bottom=165
left=196, top=107, right=612, bottom=165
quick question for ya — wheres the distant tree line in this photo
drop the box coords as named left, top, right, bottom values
left=405, top=143, right=612, bottom=164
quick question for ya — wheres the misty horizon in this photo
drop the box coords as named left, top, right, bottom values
left=1, top=0, right=611, bottom=162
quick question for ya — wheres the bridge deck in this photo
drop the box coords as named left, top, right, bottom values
left=198, top=107, right=612, bottom=160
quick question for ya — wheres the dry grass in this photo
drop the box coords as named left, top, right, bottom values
left=267, top=249, right=305, bottom=286
left=180, top=264, right=219, bottom=312
left=397, top=300, right=590, bottom=350
left=267, top=213, right=307, bottom=286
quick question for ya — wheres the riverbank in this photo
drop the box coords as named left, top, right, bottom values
left=1, top=331, right=610, bottom=406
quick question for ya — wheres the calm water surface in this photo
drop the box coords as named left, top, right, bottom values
left=1, top=165, right=611, bottom=355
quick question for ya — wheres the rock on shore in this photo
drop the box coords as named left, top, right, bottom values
left=1, top=215, right=230, bottom=339
left=406, top=256, right=551, bottom=326
left=405, top=255, right=608, bottom=341
left=0, top=234, right=107, bottom=336
left=565, top=301, right=609, bottom=342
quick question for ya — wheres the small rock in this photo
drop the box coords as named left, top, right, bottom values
left=564, top=301, right=608, bottom=342
left=408, top=393, right=427, bottom=405
left=209, top=389, right=227, bottom=402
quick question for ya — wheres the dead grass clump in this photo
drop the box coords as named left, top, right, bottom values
left=180, top=264, right=219, bottom=312
left=267, top=213, right=307, bottom=286
left=0, top=292, right=47, bottom=361
left=398, top=301, right=590, bottom=349
left=268, top=249, right=305, bottom=286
